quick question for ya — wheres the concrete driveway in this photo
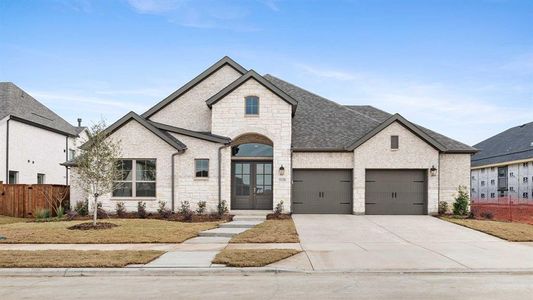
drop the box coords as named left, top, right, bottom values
left=272, top=215, right=533, bottom=271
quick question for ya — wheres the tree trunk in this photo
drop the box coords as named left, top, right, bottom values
left=93, top=194, right=98, bottom=226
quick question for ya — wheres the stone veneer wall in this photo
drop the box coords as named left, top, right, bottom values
left=148, top=65, right=242, bottom=132
left=70, top=120, right=176, bottom=212
left=439, top=153, right=471, bottom=210
left=292, top=152, right=353, bottom=169
left=352, top=122, right=440, bottom=215
left=211, top=78, right=293, bottom=212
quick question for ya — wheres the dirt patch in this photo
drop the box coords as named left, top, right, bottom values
left=213, top=249, right=300, bottom=267
left=230, top=219, right=300, bottom=243
left=67, top=222, right=119, bottom=230
left=266, top=213, right=292, bottom=220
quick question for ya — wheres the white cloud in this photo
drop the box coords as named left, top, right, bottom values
left=295, top=63, right=532, bottom=144
left=126, top=0, right=186, bottom=14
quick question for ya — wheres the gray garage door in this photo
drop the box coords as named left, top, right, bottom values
left=365, top=169, right=427, bottom=215
left=292, top=169, right=352, bottom=214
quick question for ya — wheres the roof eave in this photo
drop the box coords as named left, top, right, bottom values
left=141, top=56, right=247, bottom=118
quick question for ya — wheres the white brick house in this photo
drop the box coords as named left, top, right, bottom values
left=0, top=82, right=85, bottom=185
left=70, top=57, right=476, bottom=215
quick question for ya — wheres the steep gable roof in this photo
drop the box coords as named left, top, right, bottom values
left=346, top=105, right=477, bottom=153
left=142, top=56, right=247, bottom=118
left=471, top=121, right=533, bottom=167
left=206, top=70, right=298, bottom=115
left=0, top=82, right=78, bottom=136
left=345, top=113, right=447, bottom=151
left=94, top=112, right=187, bottom=151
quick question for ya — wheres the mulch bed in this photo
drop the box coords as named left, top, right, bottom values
left=70, top=213, right=233, bottom=223
left=67, top=222, right=119, bottom=230
left=266, top=213, right=292, bottom=220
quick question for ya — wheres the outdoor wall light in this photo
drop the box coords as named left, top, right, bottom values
left=279, top=165, right=285, bottom=176
left=430, top=165, right=438, bottom=176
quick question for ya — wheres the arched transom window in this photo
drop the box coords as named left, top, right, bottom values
left=232, top=143, right=273, bottom=157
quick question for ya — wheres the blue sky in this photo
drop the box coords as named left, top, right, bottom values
left=1, top=0, right=532, bottom=145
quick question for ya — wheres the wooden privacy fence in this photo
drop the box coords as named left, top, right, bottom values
left=0, top=183, right=70, bottom=218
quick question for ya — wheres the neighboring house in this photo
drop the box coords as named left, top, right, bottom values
left=471, top=121, right=533, bottom=203
left=0, top=82, right=85, bottom=185
left=70, top=56, right=476, bottom=215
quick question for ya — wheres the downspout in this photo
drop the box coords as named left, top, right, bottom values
left=218, top=143, right=230, bottom=208
left=171, top=151, right=182, bottom=212
left=65, top=136, right=69, bottom=185
left=5, top=117, right=10, bottom=183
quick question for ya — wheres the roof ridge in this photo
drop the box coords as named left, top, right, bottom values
left=264, top=74, right=380, bottom=125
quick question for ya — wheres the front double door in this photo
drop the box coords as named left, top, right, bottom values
left=231, top=161, right=273, bottom=210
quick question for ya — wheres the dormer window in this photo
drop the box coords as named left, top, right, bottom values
left=245, top=96, right=259, bottom=115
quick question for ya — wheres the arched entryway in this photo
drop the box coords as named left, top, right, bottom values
left=231, top=134, right=273, bottom=210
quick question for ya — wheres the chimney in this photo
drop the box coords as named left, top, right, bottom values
left=77, top=118, right=82, bottom=127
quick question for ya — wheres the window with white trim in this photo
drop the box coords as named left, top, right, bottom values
left=113, top=159, right=156, bottom=197
left=37, top=173, right=45, bottom=184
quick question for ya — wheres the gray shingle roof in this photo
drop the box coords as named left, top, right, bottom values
left=471, top=121, right=533, bottom=167
left=264, top=75, right=476, bottom=153
left=0, top=82, right=78, bottom=136
left=346, top=105, right=477, bottom=153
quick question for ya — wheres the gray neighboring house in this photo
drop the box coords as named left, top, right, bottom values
left=0, top=82, right=84, bottom=185
left=471, top=121, right=533, bottom=202
left=69, top=56, right=476, bottom=215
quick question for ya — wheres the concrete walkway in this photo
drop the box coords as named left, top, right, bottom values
left=277, top=215, right=533, bottom=272
left=143, top=213, right=266, bottom=268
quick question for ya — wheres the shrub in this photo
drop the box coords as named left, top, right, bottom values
left=137, top=201, right=147, bottom=218
left=453, top=185, right=470, bottom=216
left=75, top=200, right=89, bottom=216
left=480, top=211, right=494, bottom=220
left=96, top=201, right=108, bottom=218
left=196, top=201, right=207, bottom=214
left=178, top=201, right=193, bottom=220
left=157, top=200, right=172, bottom=218
left=115, top=201, right=126, bottom=217
left=438, top=201, right=448, bottom=215
left=35, top=208, right=51, bottom=220
left=56, top=206, right=65, bottom=219
left=217, top=200, right=229, bottom=216
left=274, top=200, right=284, bottom=215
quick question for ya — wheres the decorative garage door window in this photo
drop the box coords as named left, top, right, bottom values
left=113, top=159, right=156, bottom=197
left=232, top=143, right=273, bottom=157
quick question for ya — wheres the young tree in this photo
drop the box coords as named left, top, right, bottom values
left=74, top=120, right=122, bottom=226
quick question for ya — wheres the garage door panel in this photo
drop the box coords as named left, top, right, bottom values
left=365, top=169, right=427, bottom=215
left=293, top=170, right=352, bottom=214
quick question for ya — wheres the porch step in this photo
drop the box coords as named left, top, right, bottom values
left=198, top=227, right=249, bottom=238
left=219, top=220, right=262, bottom=229
left=230, top=210, right=271, bottom=216
left=232, top=215, right=267, bottom=222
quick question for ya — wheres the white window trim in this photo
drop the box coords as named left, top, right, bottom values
left=112, top=158, right=157, bottom=199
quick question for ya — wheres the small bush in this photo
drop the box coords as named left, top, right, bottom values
left=157, top=200, right=172, bottom=218
left=196, top=201, right=207, bottom=214
left=115, top=201, right=126, bottom=217
left=35, top=208, right=51, bottom=220
left=96, top=201, right=108, bottom=218
left=56, top=206, right=65, bottom=218
left=137, top=201, right=147, bottom=219
left=453, top=185, right=470, bottom=216
left=480, top=211, right=494, bottom=220
left=438, top=201, right=448, bottom=215
left=75, top=200, right=89, bottom=216
left=217, top=200, right=229, bottom=216
left=178, top=201, right=193, bottom=220
left=274, top=200, right=284, bottom=215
